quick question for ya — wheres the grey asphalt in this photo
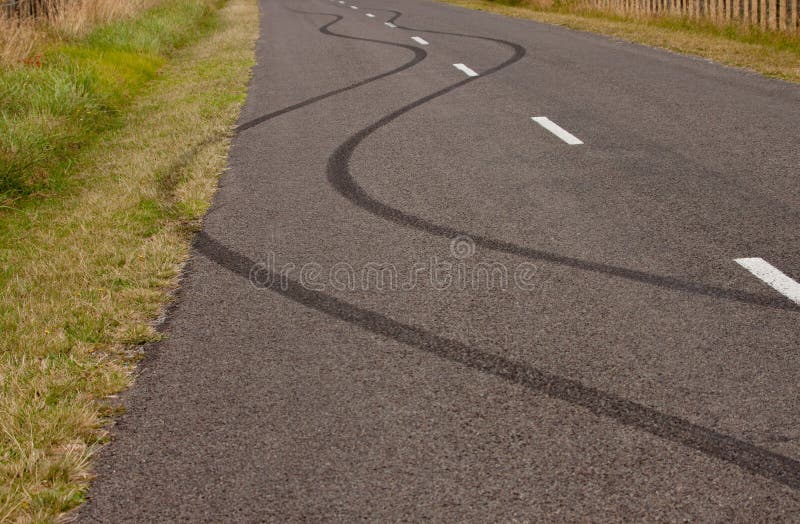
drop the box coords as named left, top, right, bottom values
left=80, top=0, right=800, bottom=520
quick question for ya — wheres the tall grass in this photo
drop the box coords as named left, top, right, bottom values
left=0, top=0, right=213, bottom=205
left=0, top=18, right=38, bottom=63
left=0, top=0, right=163, bottom=66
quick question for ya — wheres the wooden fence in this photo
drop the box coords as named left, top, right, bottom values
left=590, top=0, right=799, bottom=32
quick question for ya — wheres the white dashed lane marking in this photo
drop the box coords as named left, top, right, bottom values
left=531, top=116, right=583, bottom=145
left=453, top=63, right=479, bottom=77
left=735, top=258, right=800, bottom=305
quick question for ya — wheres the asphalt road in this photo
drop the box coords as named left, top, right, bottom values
left=80, top=0, right=800, bottom=520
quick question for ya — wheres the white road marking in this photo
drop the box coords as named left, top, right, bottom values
left=531, top=116, right=583, bottom=145
left=411, top=36, right=429, bottom=45
left=338, top=1, right=345, bottom=4
left=350, top=5, right=358, bottom=9
left=453, top=63, right=479, bottom=77
left=735, top=258, right=800, bottom=305
left=385, top=22, right=397, bottom=28
left=366, top=12, right=375, bottom=17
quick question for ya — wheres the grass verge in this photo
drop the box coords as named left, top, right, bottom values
left=438, top=0, right=800, bottom=83
left=1, top=0, right=216, bottom=204
left=0, top=0, right=164, bottom=66
left=0, top=0, right=258, bottom=520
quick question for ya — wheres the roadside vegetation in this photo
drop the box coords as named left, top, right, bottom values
left=0, top=0, right=162, bottom=65
left=0, top=0, right=215, bottom=204
left=441, top=0, right=800, bottom=83
left=0, top=0, right=258, bottom=520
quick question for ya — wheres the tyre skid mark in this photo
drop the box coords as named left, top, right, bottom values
left=196, top=231, right=800, bottom=492
left=202, top=3, right=800, bottom=492
left=236, top=12, right=426, bottom=133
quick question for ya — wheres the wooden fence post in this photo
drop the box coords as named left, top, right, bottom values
left=770, top=0, right=777, bottom=28
left=779, top=0, right=787, bottom=29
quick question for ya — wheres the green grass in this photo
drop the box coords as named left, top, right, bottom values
left=0, top=0, right=216, bottom=205
left=0, top=0, right=258, bottom=520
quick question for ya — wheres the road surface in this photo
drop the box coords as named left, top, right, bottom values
left=81, top=0, right=800, bottom=520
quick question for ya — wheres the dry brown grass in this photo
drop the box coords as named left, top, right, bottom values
left=0, top=0, right=162, bottom=65
left=49, top=0, right=161, bottom=35
left=441, top=0, right=800, bottom=83
left=0, top=18, right=38, bottom=64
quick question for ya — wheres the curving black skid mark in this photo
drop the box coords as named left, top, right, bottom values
left=236, top=11, right=426, bottom=133
left=320, top=7, right=796, bottom=311
left=203, top=2, right=800, bottom=491
left=235, top=5, right=794, bottom=311
left=195, top=230, right=800, bottom=492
